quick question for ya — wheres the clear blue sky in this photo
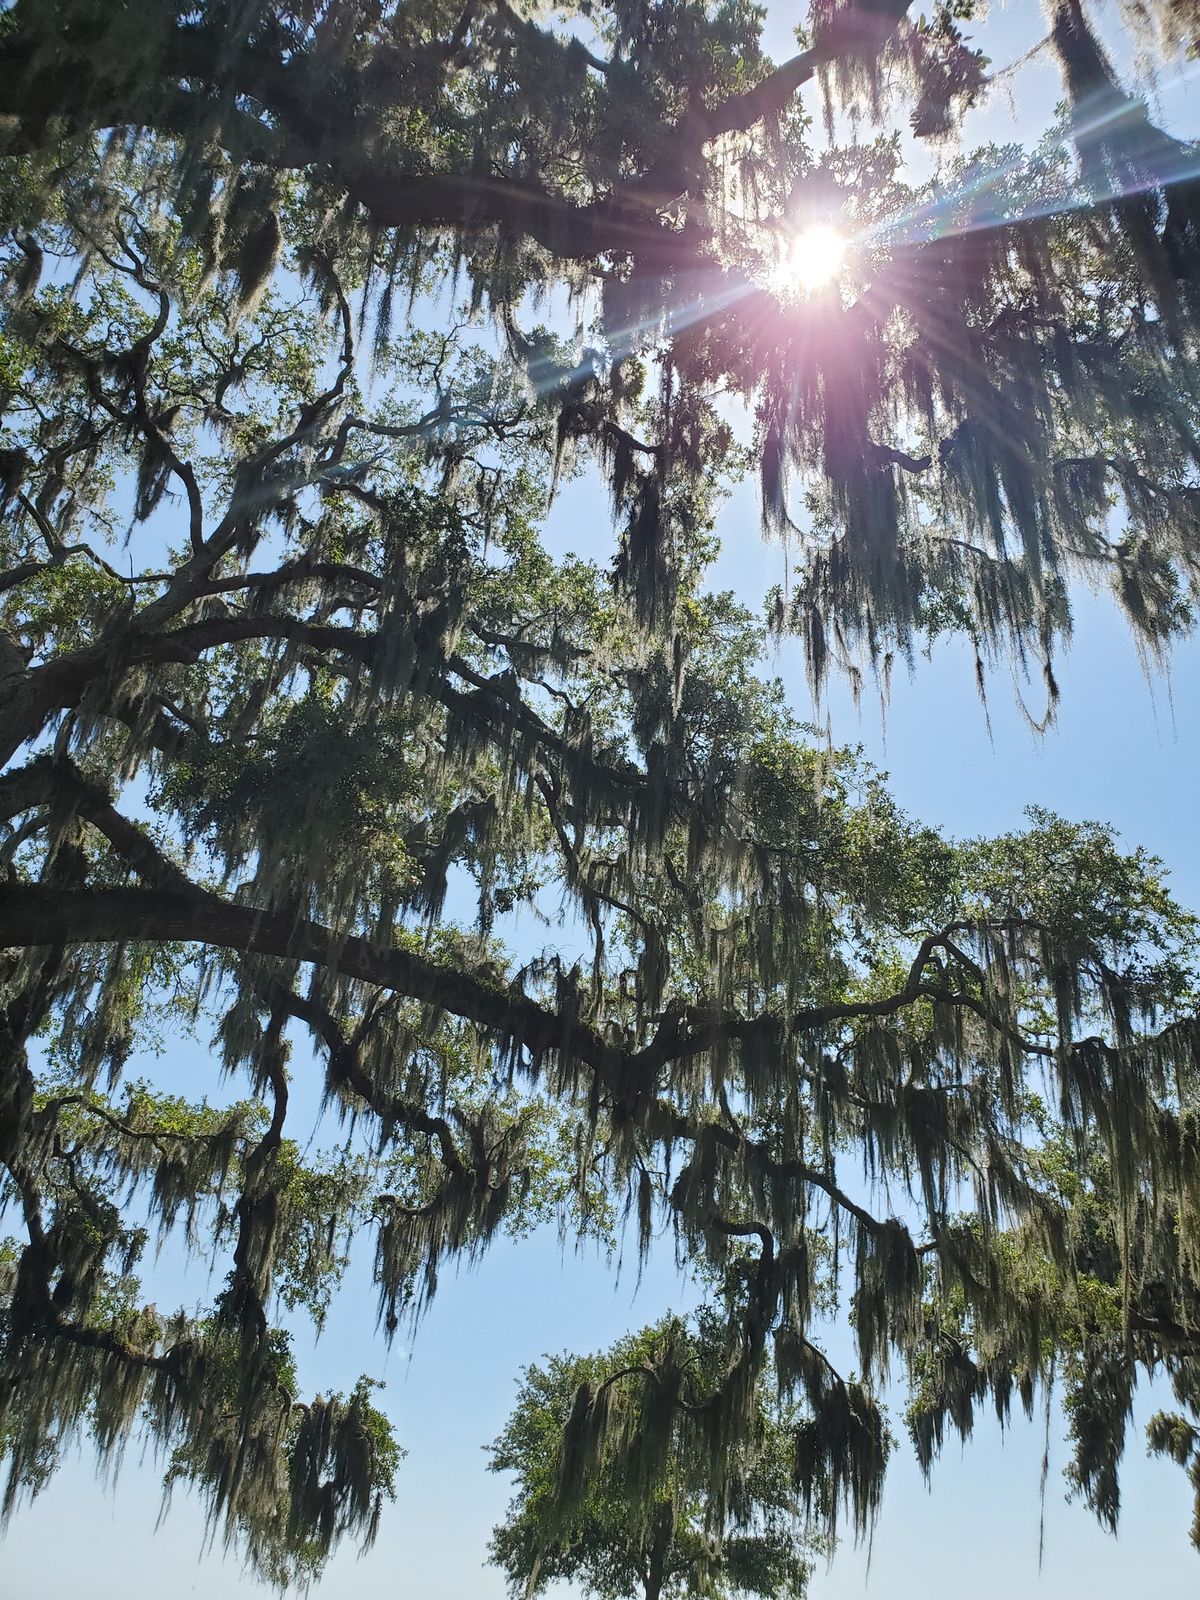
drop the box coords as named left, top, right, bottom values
left=5, top=4, right=1200, bottom=1597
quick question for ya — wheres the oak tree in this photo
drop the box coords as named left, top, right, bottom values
left=2, top=0, right=1200, bottom=1586
left=488, top=1316, right=817, bottom=1600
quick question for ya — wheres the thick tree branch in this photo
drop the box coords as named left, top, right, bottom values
left=0, top=884, right=1076, bottom=1119
left=0, top=3, right=916, bottom=271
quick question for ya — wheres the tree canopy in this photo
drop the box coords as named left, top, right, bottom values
left=488, top=1315, right=817, bottom=1600
left=2, top=0, right=1200, bottom=1589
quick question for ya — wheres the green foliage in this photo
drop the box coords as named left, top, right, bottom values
left=2, top=0, right=1200, bottom=1586
left=489, top=1316, right=817, bottom=1600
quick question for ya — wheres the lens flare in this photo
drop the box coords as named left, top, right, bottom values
left=775, top=224, right=846, bottom=295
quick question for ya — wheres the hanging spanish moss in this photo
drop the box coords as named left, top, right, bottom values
left=3, top=0, right=1200, bottom=1585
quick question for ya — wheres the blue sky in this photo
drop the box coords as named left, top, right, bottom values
left=6, top=2, right=1200, bottom=1597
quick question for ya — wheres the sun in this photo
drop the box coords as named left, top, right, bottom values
left=773, top=223, right=847, bottom=296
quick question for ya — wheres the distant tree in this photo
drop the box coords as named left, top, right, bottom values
left=1, top=0, right=1200, bottom=1585
left=489, top=1316, right=817, bottom=1600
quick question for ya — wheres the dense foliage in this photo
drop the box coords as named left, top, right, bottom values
left=488, top=1316, right=816, bottom=1600
left=2, top=0, right=1200, bottom=1589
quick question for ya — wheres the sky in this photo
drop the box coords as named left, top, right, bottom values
left=5, top=2, right=1200, bottom=1598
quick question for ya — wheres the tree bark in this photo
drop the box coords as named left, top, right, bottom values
left=643, top=1500, right=676, bottom=1600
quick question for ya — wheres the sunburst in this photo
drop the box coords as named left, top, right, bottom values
left=771, top=223, right=847, bottom=296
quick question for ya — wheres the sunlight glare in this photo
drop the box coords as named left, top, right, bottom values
left=776, top=223, right=846, bottom=295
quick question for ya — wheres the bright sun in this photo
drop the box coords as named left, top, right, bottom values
left=775, top=223, right=846, bottom=295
